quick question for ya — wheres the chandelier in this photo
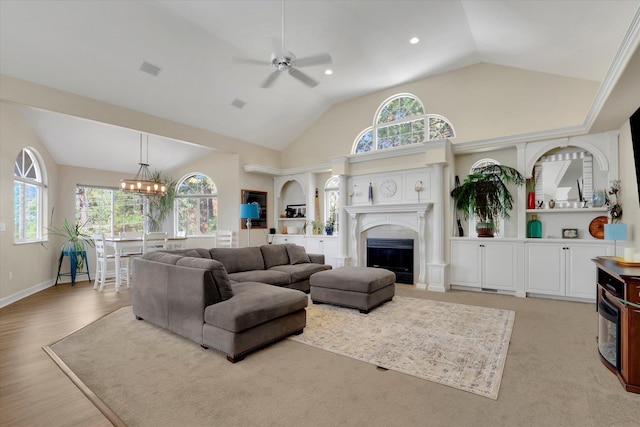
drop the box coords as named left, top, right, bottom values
left=120, top=134, right=167, bottom=196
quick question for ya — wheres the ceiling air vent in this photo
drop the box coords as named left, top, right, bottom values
left=139, top=61, right=161, bottom=77
left=231, top=99, right=246, bottom=109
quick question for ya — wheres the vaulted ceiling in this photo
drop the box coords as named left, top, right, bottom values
left=1, top=1, right=639, bottom=173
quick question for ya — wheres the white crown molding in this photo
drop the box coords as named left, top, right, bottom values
left=344, top=203, right=431, bottom=215
left=243, top=162, right=332, bottom=176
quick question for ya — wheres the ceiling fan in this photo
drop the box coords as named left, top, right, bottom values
left=233, top=0, right=332, bottom=88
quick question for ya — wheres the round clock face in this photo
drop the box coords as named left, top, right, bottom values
left=379, top=179, right=397, bottom=198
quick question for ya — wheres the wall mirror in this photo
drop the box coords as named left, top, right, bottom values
left=534, top=148, right=593, bottom=207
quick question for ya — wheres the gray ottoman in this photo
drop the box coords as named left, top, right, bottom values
left=310, top=267, right=395, bottom=313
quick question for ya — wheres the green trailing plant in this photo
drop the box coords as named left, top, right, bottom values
left=47, top=217, right=95, bottom=271
left=450, top=164, right=525, bottom=236
left=146, top=171, right=177, bottom=232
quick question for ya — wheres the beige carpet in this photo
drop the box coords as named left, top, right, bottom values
left=42, top=287, right=640, bottom=427
left=291, top=297, right=514, bottom=399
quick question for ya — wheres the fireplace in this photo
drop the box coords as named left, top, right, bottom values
left=366, top=238, right=413, bottom=284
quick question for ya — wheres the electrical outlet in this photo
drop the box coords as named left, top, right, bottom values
left=0, top=223, right=5, bottom=232
left=9, top=272, right=13, bottom=280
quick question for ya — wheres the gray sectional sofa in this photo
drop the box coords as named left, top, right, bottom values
left=131, top=244, right=332, bottom=362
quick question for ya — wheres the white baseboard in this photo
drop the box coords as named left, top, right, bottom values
left=0, top=279, right=55, bottom=308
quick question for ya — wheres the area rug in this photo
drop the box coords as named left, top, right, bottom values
left=290, top=296, right=515, bottom=399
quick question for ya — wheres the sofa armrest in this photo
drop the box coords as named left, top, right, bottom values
left=132, top=258, right=216, bottom=344
left=308, top=253, right=325, bottom=264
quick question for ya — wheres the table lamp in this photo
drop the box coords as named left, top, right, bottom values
left=604, top=223, right=627, bottom=258
left=239, top=203, right=260, bottom=247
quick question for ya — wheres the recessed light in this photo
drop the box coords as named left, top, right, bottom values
left=325, top=69, right=333, bottom=75
left=409, top=37, right=420, bottom=45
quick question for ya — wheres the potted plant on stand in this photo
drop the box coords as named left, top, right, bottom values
left=451, top=163, right=525, bottom=237
left=47, top=218, right=95, bottom=283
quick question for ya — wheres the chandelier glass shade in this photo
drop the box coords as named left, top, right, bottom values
left=120, top=134, right=167, bottom=196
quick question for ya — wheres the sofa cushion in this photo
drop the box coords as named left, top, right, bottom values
left=227, top=269, right=291, bottom=286
left=270, top=263, right=332, bottom=283
left=204, top=282, right=308, bottom=333
left=285, top=244, right=310, bottom=265
left=185, top=248, right=212, bottom=259
left=175, top=257, right=234, bottom=301
left=141, top=252, right=183, bottom=265
left=260, top=244, right=290, bottom=269
left=210, top=247, right=265, bottom=273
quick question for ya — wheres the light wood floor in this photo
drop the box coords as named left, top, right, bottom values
left=0, top=281, right=131, bottom=426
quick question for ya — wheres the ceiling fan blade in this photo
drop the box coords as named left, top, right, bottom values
left=261, top=70, right=282, bottom=88
left=295, top=53, right=332, bottom=68
left=288, top=68, right=318, bottom=88
left=232, top=57, right=271, bottom=66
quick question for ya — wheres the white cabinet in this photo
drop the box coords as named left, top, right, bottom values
left=450, top=239, right=520, bottom=292
left=525, top=241, right=611, bottom=300
left=271, top=235, right=339, bottom=268
left=305, top=236, right=339, bottom=268
left=272, top=235, right=305, bottom=246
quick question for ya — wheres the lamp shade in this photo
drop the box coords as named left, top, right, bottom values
left=604, top=223, right=627, bottom=241
left=239, top=203, right=260, bottom=219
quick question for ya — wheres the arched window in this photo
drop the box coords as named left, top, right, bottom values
left=175, top=173, right=217, bottom=236
left=353, top=94, right=455, bottom=154
left=324, top=176, right=339, bottom=233
left=468, top=159, right=504, bottom=238
left=14, top=148, right=45, bottom=242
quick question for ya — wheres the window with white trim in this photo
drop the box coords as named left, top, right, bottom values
left=76, top=185, right=145, bottom=235
left=175, top=173, right=217, bottom=236
left=324, top=176, right=339, bottom=233
left=14, top=148, right=45, bottom=242
left=353, top=94, right=455, bottom=154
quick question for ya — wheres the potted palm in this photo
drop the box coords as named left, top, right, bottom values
left=47, top=218, right=95, bottom=271
left=450, top=163, right=525, bottom=237
left=146, top=171, right=177, bottom=232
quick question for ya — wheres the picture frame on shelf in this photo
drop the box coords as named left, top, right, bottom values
left=562, top=228, right=579, bottom=239
left=241, top=190, right=267, bottom=229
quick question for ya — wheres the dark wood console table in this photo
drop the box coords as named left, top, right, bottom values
left=593, top=258, right=640, bottom=394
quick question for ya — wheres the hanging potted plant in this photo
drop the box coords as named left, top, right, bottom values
left=451, top=163, right=525, bottom=237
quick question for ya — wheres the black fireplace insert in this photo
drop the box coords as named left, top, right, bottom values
left=366, top=238, right=413, bottom=284
left=598, top=295, right=621, bottom=371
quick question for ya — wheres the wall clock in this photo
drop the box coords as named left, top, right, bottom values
left=379, top=178, right=397, bottom=198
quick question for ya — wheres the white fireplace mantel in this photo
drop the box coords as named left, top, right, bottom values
left=344, top=203, right=434, bottom=289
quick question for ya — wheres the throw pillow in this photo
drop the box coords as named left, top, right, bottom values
left=175, top=257, right=234, bottom=302
left=286, top=244, right=310, bottom=265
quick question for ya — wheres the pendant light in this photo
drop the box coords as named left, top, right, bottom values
left=120, top=134, right=167, bottom=196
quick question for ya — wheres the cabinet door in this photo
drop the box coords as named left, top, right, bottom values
left=526, top=243, right=564, bottom=295
left=450, top=240, right=481, bottom=288
left=305, top=237, right=323, bottom=255
left=483, top=242, right=517, bottom=291
left=566, top=243, right=609, bottom=300
left=322, top=238, right=339, bottom=268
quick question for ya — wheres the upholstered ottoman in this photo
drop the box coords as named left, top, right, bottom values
left=310, top=267, right=395, bottom=313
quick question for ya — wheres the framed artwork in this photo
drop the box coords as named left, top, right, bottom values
left=562, top=228, right=578, bottom=239
left=241, top=190, right=267, bottom=229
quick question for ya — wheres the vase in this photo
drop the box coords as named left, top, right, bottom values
left=476, top=222, right=495, bottom=238
left=527, top=192, right=535, bottom=210
left=591, top=190, right=605, bottom=207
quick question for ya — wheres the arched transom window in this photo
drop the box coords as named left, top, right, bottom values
left=175, top=173, right=217, bottom=236
left=353, top=93, right=455, bottom=154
